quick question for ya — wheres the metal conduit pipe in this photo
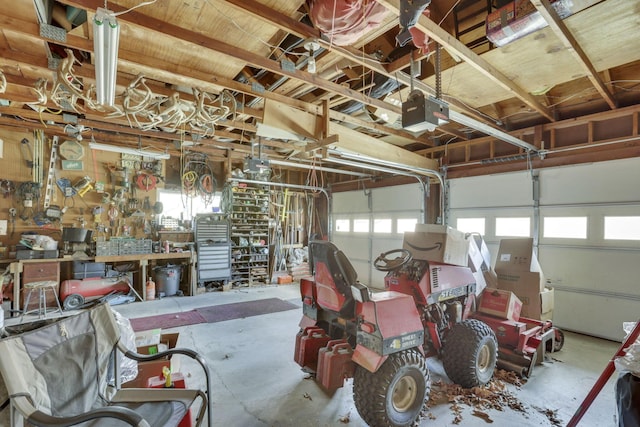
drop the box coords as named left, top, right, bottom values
left=325, top=149, right=445, bottom=221
left=269, top=158, right=372, bottom=178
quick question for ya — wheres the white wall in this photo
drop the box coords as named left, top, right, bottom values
left=448, top=158, right=640, bottom=340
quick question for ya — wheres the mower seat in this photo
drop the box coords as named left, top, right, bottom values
left=309, top=241, right=365, bottom=317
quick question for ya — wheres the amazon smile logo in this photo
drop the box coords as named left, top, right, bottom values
left=405, top=242, right=443, bottom=251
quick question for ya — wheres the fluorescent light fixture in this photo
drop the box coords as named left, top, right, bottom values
left=89, top=142, right=170, bottom=160
left=93, top=8, right=120, bottom=106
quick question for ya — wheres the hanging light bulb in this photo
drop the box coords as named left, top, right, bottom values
left=93, top=7, right=120, bottom=106
left=303, top=38, right=321, bottom=74
left=307, top=54, right=317, bottom=74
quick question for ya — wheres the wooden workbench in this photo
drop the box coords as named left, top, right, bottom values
left=6, top=251, right=195, bottom=316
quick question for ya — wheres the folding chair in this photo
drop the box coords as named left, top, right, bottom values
left=0, top=302, right=212, bottom=426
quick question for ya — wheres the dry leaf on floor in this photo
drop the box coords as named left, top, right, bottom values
left=472, top=410, right=494, bottom=423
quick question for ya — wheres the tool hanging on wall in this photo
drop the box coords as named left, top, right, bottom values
left=32, top=130, right=45, bottom=185
left=43, top=136, right=59, bottom=209
left=0, top=179, right=15, bottom=199
left=136, top=173, right=157, bottom=191
left=74, top=176, right=93, bottom=197
left=56, top=178, right=77, bottom=210
left=20, top=138, right=33, bottom=169
left=16, top=182, right=40, bottom=222
left=8, top=208, right=16, bottom=237
left=107, top=203, right=119, bottom=236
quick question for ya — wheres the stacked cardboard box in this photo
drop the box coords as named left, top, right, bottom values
left=493, top=238, right=554, bottom=321
left=478, top=288, right=522, bottom=321
left=467, top=233, right=498, bottom=295
left=404, top=224, right=470, bottom=267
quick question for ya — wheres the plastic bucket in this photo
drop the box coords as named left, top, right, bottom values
left=154, top=265, right=181, bottom=297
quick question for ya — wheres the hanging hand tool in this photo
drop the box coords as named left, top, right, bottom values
left=107, top=204, right=119, bottom=236
left=8, top=208, right=16, bottom=237
left=20, top=138, right=33, bottom=168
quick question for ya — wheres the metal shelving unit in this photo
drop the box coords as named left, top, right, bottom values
left=226, top=183, right=270, bottom=286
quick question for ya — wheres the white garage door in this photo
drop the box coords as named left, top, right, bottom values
left=331, top=183, right=425, bottom=289
left=449, top=158, right=640, bottom=340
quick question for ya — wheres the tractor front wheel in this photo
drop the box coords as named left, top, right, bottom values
left=353, top=348, right=429, bottom=427
left=442, top=319, right=498, bottom=388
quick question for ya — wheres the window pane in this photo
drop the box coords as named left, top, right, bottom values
left=544, top=217, right=587, bottom=239
left=397, top=218, right=418, bottom=234
left=374, top=218, right=392, bottom=233
left=353, top=219, right=370, bottom=233
left=604, top=216, right=640, bottom=240
left=158, top=190, right=219, bottom=220
left=335, top=219, right=350, bottom=232
left=456, top=218, right=485, bottom=235
left=496, top=217, right=530, bottom=237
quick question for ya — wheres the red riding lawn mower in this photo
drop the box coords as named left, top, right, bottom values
left=295, top=239, right=564, bottom=427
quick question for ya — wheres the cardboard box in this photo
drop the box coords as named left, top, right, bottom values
left=134, top=328, right=162, bottom=347
left=123, top=332, right=180, bottom=388
left=468, top=234, right=492, bottom=274
left=478, top=289, right=522, bottom=321
left=468, top=234, right=497, bottom=294
left=519, top=287, right=554, bottom=321
left=473, top=269, right=499, bottom=295
left=495, top=238, right=545, bottom=292
left=494, top=238, right=541, bottom=273
left=404, top=225, right=469, bottom=267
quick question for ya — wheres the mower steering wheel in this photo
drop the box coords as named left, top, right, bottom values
left=374, top=249, right=412, bottom=272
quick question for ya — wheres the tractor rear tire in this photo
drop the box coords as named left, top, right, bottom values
left=353, top=348, right=429, bottom=427
left=442, top=319, right=498, bottom=388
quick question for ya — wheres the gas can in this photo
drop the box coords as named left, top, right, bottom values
left=294, top=326, right=330, bottom=370
left=317, top=341, right=354, bottom=391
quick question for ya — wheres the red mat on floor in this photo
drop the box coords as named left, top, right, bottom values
left=129, top=298, right=299, bottom=331
left=195, top=297, right=298, bottom=323
left=129, top=309, right=207, bottom=332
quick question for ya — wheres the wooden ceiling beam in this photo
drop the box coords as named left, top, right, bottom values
left=531, top=0, right=617, bottom=110
left=57, top=0, right=407, bottom=118
left=377, top=0, right=556, bottom=123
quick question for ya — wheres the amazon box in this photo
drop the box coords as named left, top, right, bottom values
left=478, top=289, right=522, bottom=321
left=404, top=224, right=469, bottom=267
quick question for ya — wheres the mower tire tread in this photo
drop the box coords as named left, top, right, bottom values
left=442, top=319, right=498, bottom=388
left=353, top=348, right=429, bottom=427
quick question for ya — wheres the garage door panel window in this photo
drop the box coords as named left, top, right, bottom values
left=495, top=217, right=530, bottom=237
left=543, top=217, right=588, bottom=239
left=335, top=219, right=350, bottom=232
left=397, top=218, right=418, bottom=234
left=353, top=219, right=370, bottom=233
left=374, top=218, right=392, bottom=233
left=456, top=218, right=486, bottom=235
left=604, top=216, right=640, bottom=240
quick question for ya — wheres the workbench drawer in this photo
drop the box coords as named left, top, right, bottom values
left=22, top=262, right=59, bottom=282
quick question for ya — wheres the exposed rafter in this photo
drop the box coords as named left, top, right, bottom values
left=377, top=0, right=556, bottom=122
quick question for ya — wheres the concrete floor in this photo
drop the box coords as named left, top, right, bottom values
left=107, top=284, right=623, bottom=427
